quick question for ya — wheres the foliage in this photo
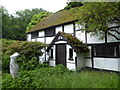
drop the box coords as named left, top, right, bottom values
left=71, top=2, right=120, bottom=38
left=1, top=39, right=17, bottom=53
left=26, top=11, right=51, bottom=32
left=1, top=6, right=49, bottom=40
left=64, top=2, right=83, bottom=10
left=2, top=39, right=47, bottom=72
left=2, top=65, right=119, bottom=88
left=1, top=39, right=17, bottom=73
left=61, top=32, right=89, bottom=53
left=16, top=8, right=47, bottom=23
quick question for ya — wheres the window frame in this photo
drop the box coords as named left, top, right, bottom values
left=31, top=31, right=38, bottom=39
left=69, top=48, right=73, bottom=60
left=49, top=49, right=53, bottom=58
left=93, top=43, right=120, bottom=58
left=45, top=27, right=55, bottom=37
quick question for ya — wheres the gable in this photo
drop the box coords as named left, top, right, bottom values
left=47, top=32, right=89, bottom=53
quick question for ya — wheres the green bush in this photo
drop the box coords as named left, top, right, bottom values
left=1, top=39, right=17, bottom=54
left=2, top=65, right=119, bottom=88
left=2, top=39, right=47, bottom=72
left=2, top=54, right=10, bottom=73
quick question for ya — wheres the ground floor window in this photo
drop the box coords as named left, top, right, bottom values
left=93, top=43, right=119, bottom=58
left=49, top=49, right=53, bottom=58
left=69, top=48, right=73, bottom=59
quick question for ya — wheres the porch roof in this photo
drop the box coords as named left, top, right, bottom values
left=47, top=32, right=89, bottom=53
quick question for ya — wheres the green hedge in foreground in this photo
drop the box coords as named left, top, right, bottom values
left=2, top=65, right=119, bottom=88
left=2, top=39, right=47, bottom=72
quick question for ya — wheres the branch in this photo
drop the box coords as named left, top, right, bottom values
left=109, top=26, right=120, bottom=29
left=111, top=30, right=120, bottom=35
left=107, top=31, right=120, bottom=40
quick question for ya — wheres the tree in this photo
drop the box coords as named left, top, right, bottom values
left=71, top=2, right=120, bottom=40
left=1, top=6, right=13, bottom=40
left=16, top=8, right=47, bottom=23
left=26, top=11, right=51, bottom=32
left=2, top=7, right=49, bottom=40
left=64, top=2, right=83, bottom=10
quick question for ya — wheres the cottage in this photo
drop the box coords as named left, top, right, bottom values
left=26, top=8, right=120, bottom=71
left=46, top=32, right=88, bottom=70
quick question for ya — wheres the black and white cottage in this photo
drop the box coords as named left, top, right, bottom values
left=26, top=8, right=120, bottom=71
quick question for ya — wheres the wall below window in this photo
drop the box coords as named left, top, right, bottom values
left=27, top=34, right=31, bottom=41
left=36, top=38, right=44, bottom=43
left=46, top=36, right=55, bottom=44
left=94, top=58, right=120, bottom=71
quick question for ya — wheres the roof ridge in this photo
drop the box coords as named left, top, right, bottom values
left=26, top=9, right=77, bottom=33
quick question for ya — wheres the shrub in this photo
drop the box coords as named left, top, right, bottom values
left=2, top=66, right=119, bottom=88
left=1, top=39, right=17, bottom=54
left=2, top=39, right=47, bottom=72
left=2, top=54, right=10, bottom=73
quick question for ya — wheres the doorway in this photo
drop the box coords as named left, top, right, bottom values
left=56, top=44, right=66, bottom=66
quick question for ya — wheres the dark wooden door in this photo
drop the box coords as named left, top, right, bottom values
left=56, top=44, right=66, bottom=66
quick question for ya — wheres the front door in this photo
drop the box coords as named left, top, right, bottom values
left=56, top=44, right=66, bottom=66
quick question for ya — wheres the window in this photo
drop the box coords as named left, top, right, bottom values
left=31, top=32, right=38, bottom=39
left=50, top=49, right=53, bottom=58
left=93, top=44, right=119, bottom=57
left=45, top=27, right=55, bottom=37
left=69, top=48, right=73, bottom=59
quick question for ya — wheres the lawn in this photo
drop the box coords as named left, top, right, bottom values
left=2, top=65, right=119, bottom=88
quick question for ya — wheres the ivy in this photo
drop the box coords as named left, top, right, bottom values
left=61, top=32, right=88, bottom=53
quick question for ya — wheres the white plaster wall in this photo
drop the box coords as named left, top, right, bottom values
left=49, top=46, right=56, bottom=67
left=36, top=38, right=44, bottom=43
left=55, top=41, right=67, bottom=44
left=87, top=32, right=105, bottom=44
left=77, top=53, right=86, bottom=70
left=107, top=21, right=119, bottom=43
left=67, top=63, right=76, bottom=70
left=66, top=45, right=76, bottom=64
left=55, top=26, right=62, bottom=34
left=108, top=22, right=118, bottom=28
left=38, top=30, right=44, bottom=37
left=66, top=45, right=76, bottom=70
left=76, top=31, right=86, bottom=43
left=87, top=46, right=91, bottom=57
left=46, top=36, right=55, bottom=44
left=52, top=46, right=56, bottom=60
left=49, top=60, right=56, bottom=67
left=31, top=39, right=36, bottom=41
left=85, top=59, right=92, bottom=67
left=39, top=49, right=45, bottom=64
left=27, top=34, right=31, bottom=41
left=64, top=24, right=74, bottom=34
left=107, top=31, right=120, bottom=42
left=75, top=23, right=85, bottom=30
left=118, top=58, right=120, bottom=71
left=94, top=58, right=120, bottom=71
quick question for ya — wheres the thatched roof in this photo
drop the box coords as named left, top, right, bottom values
left=26, top=9, right=77, bottom=33
left=47, top=32, right=89, bottom=53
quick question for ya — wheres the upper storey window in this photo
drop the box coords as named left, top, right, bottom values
left=45, top=27, right=55, bottom=37
left=31, top=32, right=38, bottom=39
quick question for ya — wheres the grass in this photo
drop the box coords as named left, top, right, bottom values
left=2, top=65, right=119, bottom=88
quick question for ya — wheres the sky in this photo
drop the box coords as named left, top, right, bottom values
left=0, top=0, right=68, bottom=15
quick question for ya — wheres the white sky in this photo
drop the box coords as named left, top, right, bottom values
left=0, top=0, right=68, bottom=15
